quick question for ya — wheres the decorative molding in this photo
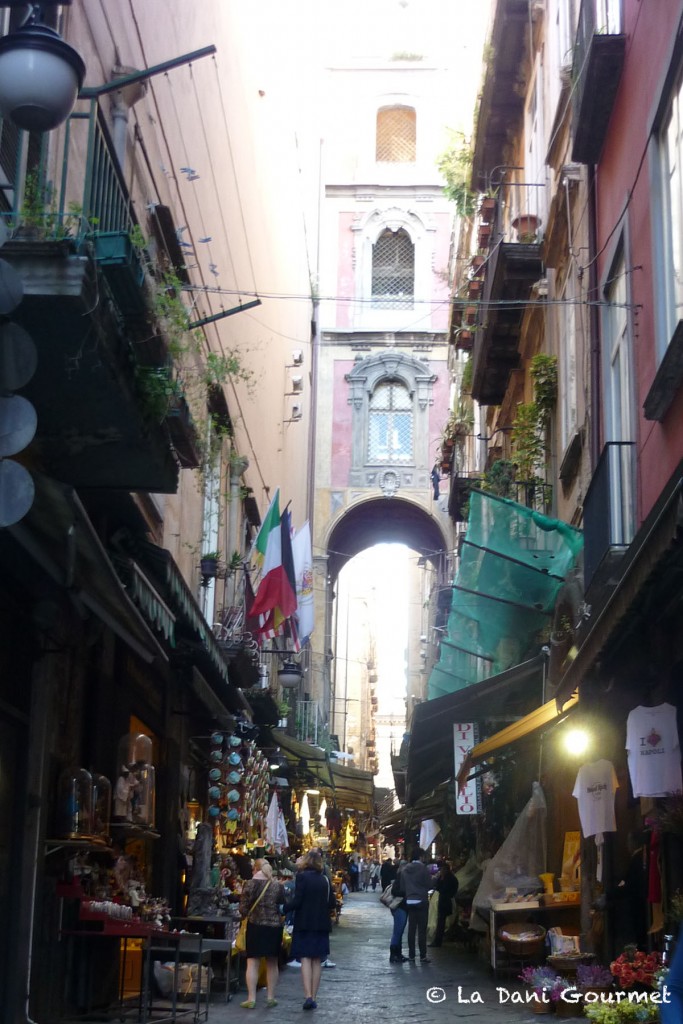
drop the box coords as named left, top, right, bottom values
left=379, top=470, right=400, bottom=497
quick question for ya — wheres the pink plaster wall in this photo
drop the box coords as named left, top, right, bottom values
left=336, top=213, right=356, bottom=329
left=332, top=360, right=355, bottom=486
left=596, top=0, right=683, bottom=521
left=430, top=213, right=453, bottom=331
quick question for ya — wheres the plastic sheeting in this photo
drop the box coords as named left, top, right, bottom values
left=471, top=781, right=547, bottom=923
left=428, top=491, right=583, bottom=699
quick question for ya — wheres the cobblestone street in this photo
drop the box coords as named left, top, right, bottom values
left=207, top=892, right=546, bottom=1023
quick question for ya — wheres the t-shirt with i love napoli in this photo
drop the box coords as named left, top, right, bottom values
left=572, top=759, right=619, bottom=837
left=625, top=703, right=683, bottom=798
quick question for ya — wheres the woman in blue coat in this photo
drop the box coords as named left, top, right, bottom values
left=286, top=850, right=337, bottom=1009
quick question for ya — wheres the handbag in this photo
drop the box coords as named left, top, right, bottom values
left=235, top=880, right=272, bottom=955
left=380, top=883, right=404, bottom=912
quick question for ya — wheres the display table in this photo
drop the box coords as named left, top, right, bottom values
left=489, top=901, right=581, bottom=975
left=172, top=916, right=240, bottom=1002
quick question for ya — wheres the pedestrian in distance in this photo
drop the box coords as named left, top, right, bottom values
left=238, top=858, right=285, bottom=1009
left=429, top=861, right=459, bottom=947
left=397, top=847, right=432, bottom=963
left=370, top=860, right=381, bottom=891
left=379, top=856, right=397, bottom=891
left=285, top=849, right=337, bottom=1010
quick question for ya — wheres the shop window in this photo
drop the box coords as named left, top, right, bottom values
left=367, top=378, right=413, bottom=464
left=376, top=105, right=416, bottom=163
left=371, top=228, right=414, bottom=309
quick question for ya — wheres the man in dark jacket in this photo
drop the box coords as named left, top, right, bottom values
left=429, top=861, right=459, bottom=947
left=380, top=857, right=397, bottom=891
left=397, top=848, right=432, bottom=962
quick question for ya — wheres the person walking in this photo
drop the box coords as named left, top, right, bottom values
left=397, top=848, right=432, bottom=963
left=285, top=849, right=337, bottom=1010
left=429, top=861, right=459, bottom=947
left=238, top=858, right=285, bottom=1009
left=369, top=860, right=381, bottom=891
left=380, top=856, right=396, bottom=891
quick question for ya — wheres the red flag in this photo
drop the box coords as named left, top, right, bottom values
left=248, top=507, right=297, bottom=636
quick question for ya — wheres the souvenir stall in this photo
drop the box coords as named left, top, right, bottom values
left=51, top=732, right=176, bottom=1014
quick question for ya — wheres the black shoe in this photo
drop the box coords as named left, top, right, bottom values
left=420, top=957, right=431, bottom=963
left=408, top=955, right=415, bottom=962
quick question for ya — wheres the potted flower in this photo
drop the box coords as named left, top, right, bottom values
left=610, top=945, right=662, bottom=992
left=520, top=966, right=561, bottom=1014
left=552, top=978, right=583, bottom=1017
left=200, top=551, right=221, bottom=578
left=577, top=963, right=614, bottom=1000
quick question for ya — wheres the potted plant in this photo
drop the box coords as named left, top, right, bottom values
left=577, top=963, right=614, bottom=1001
left=519, top=966, right=561, bottom=1014
left=200, top=551, right=221, bottom=578
left=610, top=946, right=662, bottom=992
left=512, top=213, right=541, bottom=242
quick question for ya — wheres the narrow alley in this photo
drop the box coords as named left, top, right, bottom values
left=207, top=892, right=542, bottom=1023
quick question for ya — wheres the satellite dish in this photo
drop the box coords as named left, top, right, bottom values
left=0, top=258, right=23, bottom=315
left=0, top=458, right=34, bottom=526
left=0, top=322, right=37, bottom=389
left=0, top=394, right=37, bottom=456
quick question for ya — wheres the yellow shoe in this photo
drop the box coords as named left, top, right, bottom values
left=240, top=1000, right=256, bottom=1009
left=266, top=999, right=278, bottom=1007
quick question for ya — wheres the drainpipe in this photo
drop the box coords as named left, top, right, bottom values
left=109, top=66, right=147, bottom=170
left=228, top=456, right=249, bottom=606
left=587, top=163, right=601, bottom=466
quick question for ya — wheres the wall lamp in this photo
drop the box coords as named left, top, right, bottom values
left=0, top=3, right=85, bottom=131
left=278, top=661, right=303, bottom=688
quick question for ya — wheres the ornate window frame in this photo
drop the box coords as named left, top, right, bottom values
left=345, top=351, right=436, bottom=489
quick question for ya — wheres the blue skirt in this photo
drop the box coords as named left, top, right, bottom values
left=291, top=929, right=330, bottom=961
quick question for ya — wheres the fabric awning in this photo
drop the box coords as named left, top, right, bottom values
left=406, top=655, right=546, bottom=805
left=456, top=692, right=579, bottom=787
left=329, top=762, right=374, bottom=813
left=268, top=729, right=334, bottom=789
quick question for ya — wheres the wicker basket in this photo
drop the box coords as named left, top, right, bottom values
left=497, top=922, right=547, bottom=956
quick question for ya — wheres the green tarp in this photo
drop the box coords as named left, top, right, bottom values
left=428, top=490, right=583, bottom=699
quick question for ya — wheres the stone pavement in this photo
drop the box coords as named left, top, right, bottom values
left=205, top=891, right=550, bottom=1023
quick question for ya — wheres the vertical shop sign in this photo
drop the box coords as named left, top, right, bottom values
left=454, top=722, right=480, bottom=815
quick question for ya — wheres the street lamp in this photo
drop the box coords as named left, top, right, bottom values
left=0, top=5, right=85, bottom=131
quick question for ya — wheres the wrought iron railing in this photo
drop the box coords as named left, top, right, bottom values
left=583, top=441, right=636, bottom=588
left=0, top=99, right=139, bottom=243
left=296, top=700, right=325, bottom=746
left=483, top=180, right=547, bottom=246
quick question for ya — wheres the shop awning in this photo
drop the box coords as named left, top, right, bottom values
left=329, top=762, right=374, bottom=813
left=406, top=655, right=546, bottom=805
left=456, top=691, right=579, bottom=787
left=556, top=477, right=683, bottom=703
left=268, top=729, right=334, bottom=790
left=9, top=473, right=167, bottom=664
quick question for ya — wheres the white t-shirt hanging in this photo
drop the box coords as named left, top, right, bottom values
left=626, top=703, right=682, bottom=797
left=572, top=759, right=619, bottom=837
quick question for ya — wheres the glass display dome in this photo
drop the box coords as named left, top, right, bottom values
left=91, top=772, right=111, bottom=838
left=57, top=766, right=93, bottom=839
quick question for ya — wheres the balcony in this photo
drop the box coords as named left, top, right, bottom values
left=296, top=700, right=325, bottom=746
left=571, top=0, right=626, bottom=164
left=471, top=182, right=545, bottom=406
left=583, top=442, right=636, bottom=591
left=0, top=102, right=196, bottom=491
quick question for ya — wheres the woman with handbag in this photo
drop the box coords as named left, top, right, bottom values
left=238, top=859, right=285, bottom=1009
left=387, top=866, right=408, bottom=963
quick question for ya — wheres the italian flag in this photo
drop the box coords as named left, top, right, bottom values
left=249, top=498, right=297, bottom=637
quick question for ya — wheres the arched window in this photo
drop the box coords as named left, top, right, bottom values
left=371, top=228, right=414, bottom=308
left=376, top=105, right=416, bottom=162
left=368, top=379, right=413, bottom=463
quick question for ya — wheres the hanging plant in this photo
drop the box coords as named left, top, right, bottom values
left=530, top=354, right=558, bottom=425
